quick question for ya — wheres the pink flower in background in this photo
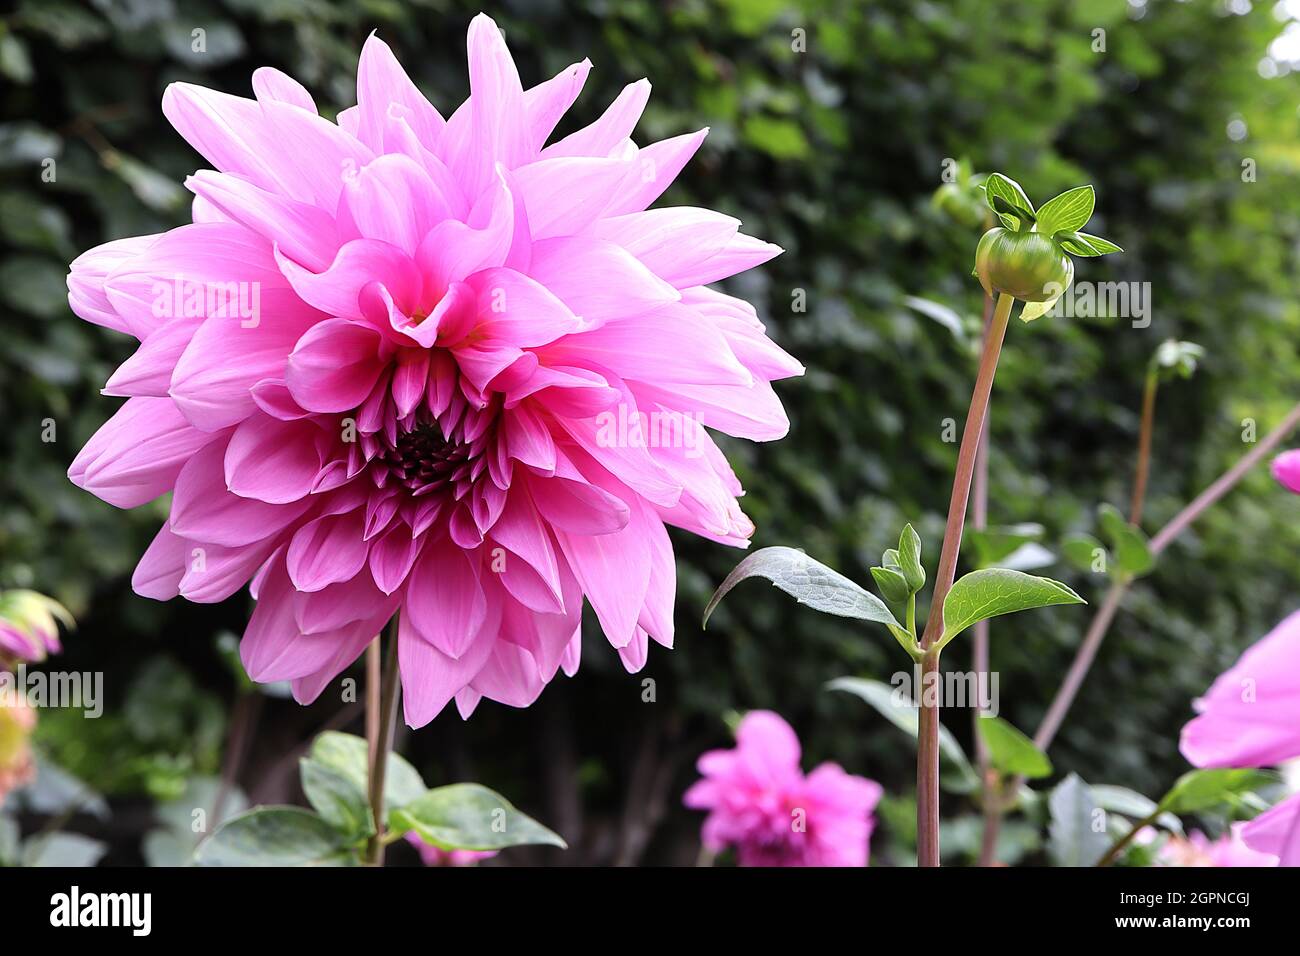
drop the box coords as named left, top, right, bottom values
left=1181, top=610, right=1300, bottom=769
left=0, top=698, right=37, bottom=801
left=0, top=590, right=72, bottom=666
left=1271, top=449, right=1300, bottom=494
left=405, top=833, right=497, bottom=866
left=66, top=15, right=800, bottom=726
left=1180, top=610, right=1300, bottom=866
left=1158, top=825, right=1278, bottom=867
left=683, top=710, right=882, bottom=866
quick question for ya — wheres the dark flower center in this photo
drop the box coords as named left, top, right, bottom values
left=380, top=420, right=473, bottom=496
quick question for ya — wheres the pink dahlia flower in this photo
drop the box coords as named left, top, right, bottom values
left=406, top=833, right=497, bottom=867
left=66, top=16, right=800, bottom=726
left=1272, top=449, right=1300, bottom=494
left=683, top=710, right=882, bottom=867
left=1180, top=610, right=1300, bottom=866
left=1180, top=609, right=1300, bottom=770
left=1157, top=825, right=1278, bottom=867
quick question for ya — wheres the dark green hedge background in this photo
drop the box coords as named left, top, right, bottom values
left=3, top=0, right=1300, bottom=864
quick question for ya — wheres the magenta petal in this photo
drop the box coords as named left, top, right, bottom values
left=69, top=398, right=215, bottom=508
left=1272, top=449, right=1300, bottom=495
left=405, top=543, right=487, bottom=658
left=285, top=319, right=387, bottom=413
left=224, top=416, right=323, bottom=504
left=287, top=510, right=369, bottom=592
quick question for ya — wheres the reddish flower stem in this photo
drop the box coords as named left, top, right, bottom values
left=916, top=291, right=1013, bottom=867
left=1129, top=370, right=1159, bottom=526
left=1031, top=400, right=1300, bottom=757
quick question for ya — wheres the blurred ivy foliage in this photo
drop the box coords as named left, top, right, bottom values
left=3, top=0, right=1300, bottom=864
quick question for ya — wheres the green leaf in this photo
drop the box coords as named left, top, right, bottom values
left=963, top=523, right=1045, bottom=569
left=1097, top=504, right=1154, bottom=577
left=940, top=569, right=1085, bottom=644
left=1157, top=769, right=1276, bottom=814
left=984, top=172, right=1035, bottom=230
left=897, top=524, right=926, bottom=593
left=827, top=677, right=979, bottom=794
left=194, top=807, right=355, bottom=866
left=977, top=716, right=1052, bottom=779
left=881, top=548, right=902, bottom=570
left=308, top=732, right=427, bottom=817
left=1056, top=231, right=1123, bottom=256
left=1048, top=774, right=1110, bottom=867
left=388, top=784, right=567, bottom=851
left=1034, top=185, right=1094, bottom=236
left=299, top=758, right=375, bottom=839
left=870, top=566, right=911, bottom=605
left=1062, top=533, right=1108, bottom=574
left=21, top=832, right=108, bottom=868
left=902, top=295, right=966, bottom=341
left=1091, top=785, right=1183, bottom=834
left=703, top=547, right=901, bottom=630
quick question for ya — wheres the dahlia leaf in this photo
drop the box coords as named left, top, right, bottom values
left=1090, top=785, right=1183, bottom=834
left=1061, top=533, right=1108, bottom=575
left=939, top=568, right=1085, bottom=647
left=1048, top=774, right=1110, bottom=867
left=1157, top=768, right=1277, bottom=815
left=963, top=523, right=1046, bottom=570
left=870, top=566, right=911, bottom=605
left=983, top=172, right=1035, bottom=230
left=704, top=546, right=901, bottom=631
left=309, top=731, right=426, bottom=816
left=388, top=783, right=567, bottom=851
left=826, top=677, right=979, bottom=794
left=897, top=523, right=925, bottom=593
left=977, top=715, right=1052, bottom=779
left=299, top=758, right=375, bottom=840
left=1096, top=503, right=1154, bottom=578
left=194, top=807, right=356, bottom=867
left=1033, top=185, right=1094, bottom=237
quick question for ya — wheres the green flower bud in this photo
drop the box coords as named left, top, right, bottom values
left=974, top=227, right=1074, bottom=302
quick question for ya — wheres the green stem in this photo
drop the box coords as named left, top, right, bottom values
left=916, top=290, right=1014, bottom=868
left=1096, top=808, right=1161, bottom=867
left=365, top=615, right=402, bottom=866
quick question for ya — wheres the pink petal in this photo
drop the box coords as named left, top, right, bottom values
left=224, top=416, right=323, bottom=504
left=68, top=397, right=215, bottom=508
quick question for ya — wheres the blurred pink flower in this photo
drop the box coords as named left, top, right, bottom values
left=405, top=833, right=497, bottom=867
left=0, top=590, right=72, bottom=666
left=1271, top=449, right=1300, bottom=494
left=1158, top=824, right=1277, bottom=867
left=1180, top=609, right=1300, bottom=769
left=1180, top=610, right=1300, bottom=865
left=683, top=710, right=882, bottom=867
left=66, top=15, right=799, bottom=726
left=1234, top=792, right=1300, bottom=864
left=0, top=697, right=37, bottom=801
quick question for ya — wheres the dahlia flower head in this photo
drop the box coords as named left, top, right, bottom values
left=1180, top=609, right=1300, bottom=866
left=683, top=710, right=882, bottom=867
left=0, top=589, right=71, bottom=666
left=66, top=16, right=801, bottom=726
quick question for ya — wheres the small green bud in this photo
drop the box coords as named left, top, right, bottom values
left=974, top=228, right=1074, bottom=302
